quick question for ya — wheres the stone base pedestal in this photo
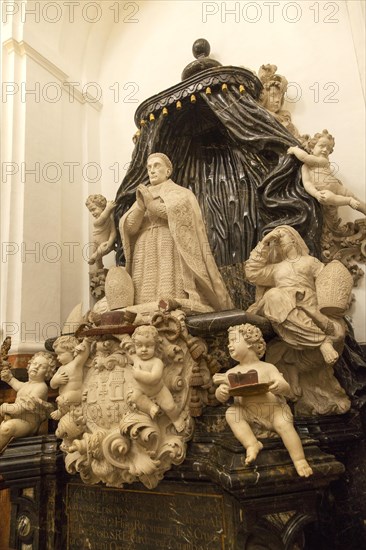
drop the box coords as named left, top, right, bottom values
left=59, top=410, right=349, bottom=550
left=0, top=411, right=365, bottom=550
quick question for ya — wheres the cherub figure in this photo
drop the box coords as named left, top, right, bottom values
left=50, top=336, right=91, bottom=420
left=85, top=194, right=117, bottom=269
left=0, top=352, right=56, bottom=453
left=214, top=324, right=313, bottom=478
left=258, top=64, right=302, bottom=140
left=129, top=326, right=186, bottom=432
left=288, top=130, right=366, bottom=215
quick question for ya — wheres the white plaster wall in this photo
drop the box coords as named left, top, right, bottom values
left=1, top=41, right=91, bottom=352
left=1, top=2, right=97, bottom=351
left=1, top=0, right=365, bottom=347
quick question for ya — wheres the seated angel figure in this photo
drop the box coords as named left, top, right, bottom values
left=0, top=352, right=56, bottom=453
left=214, top=324, right=313, bottom=477
left=288, top=130, right=366, bottom=215
left=245, top=225, right=347, bottom=367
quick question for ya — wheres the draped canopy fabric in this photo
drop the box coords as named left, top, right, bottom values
left=115, top=82, right=322, bottom=269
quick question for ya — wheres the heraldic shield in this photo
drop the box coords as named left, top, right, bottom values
left=53, top=310, right=216, bottom=489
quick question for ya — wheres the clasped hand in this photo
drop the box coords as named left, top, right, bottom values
left=136, top=184, right=153, bottom=210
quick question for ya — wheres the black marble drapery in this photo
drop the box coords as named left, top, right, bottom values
left=114, top=81, right=322, bottom=272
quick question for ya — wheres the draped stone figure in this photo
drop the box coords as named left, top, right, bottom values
left=119, top=152, right=233, bottom=313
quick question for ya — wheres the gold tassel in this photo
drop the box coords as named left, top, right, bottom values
left=207, top=385, right=219, bottom=405
left=162, top=107, right=168, bottom=116
left=191, top=94, right=196, bottom=103
left=206, top=87, right=211, bottom=95
left=176, top=101, right=182, bottom=110
left=190, top=364, right=204, bottom=386
left=149, top=113, right=155, bottom=121
left=189, top=390, right=203, bottom=417
left=222, top=83, right=228, bottom=92
left=132, top=130, right=140, bottom=144
left=239, top=84, right=245, bottom=94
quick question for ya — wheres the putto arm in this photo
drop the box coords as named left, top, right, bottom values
left=133, top=359, right=164, bottom=385
left=288, top=146, right=328, bottom=168
left=0, top=368, right=23, bottom=392
left=245, top=239, right=276, bottom=287
left=94, top=201, right=116, bottom=226
left=267, top=364, right=292, bottom=397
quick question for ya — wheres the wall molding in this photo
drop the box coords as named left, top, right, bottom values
left=346, top=0, right=366, bottom=100
left=3, top=38, right=103, bottom=111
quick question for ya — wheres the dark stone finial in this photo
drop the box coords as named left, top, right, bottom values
left=182, top=39, right=221, bottom=81
left=192, top=38, right=211, bottom=59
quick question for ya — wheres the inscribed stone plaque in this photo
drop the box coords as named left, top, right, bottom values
left=66, top=483, right=226, bottom=549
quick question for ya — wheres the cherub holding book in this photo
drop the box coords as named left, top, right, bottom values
left=214, top=323, right=313, bottom=477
